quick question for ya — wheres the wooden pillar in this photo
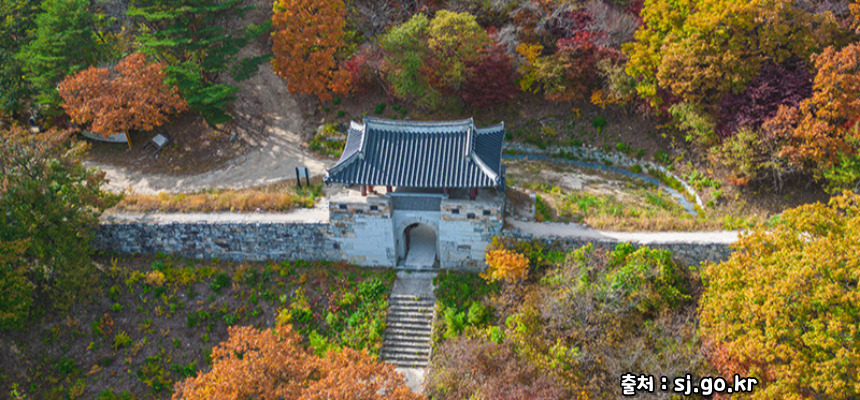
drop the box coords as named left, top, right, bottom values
left=386, top=185, right=393, bottom=193
left=443, top=187, right=450, bottom=195
left=361, top=185, right=367, bottom=197
left=469, top=187, right=477, bottom=200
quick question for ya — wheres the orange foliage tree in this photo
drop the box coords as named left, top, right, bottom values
left=767, top=43, right=860, bottom=169
left=58, top=53, right=186, bottom=138
left=172, top=324, right=422, bottom=400
left=272, top=0, right=351, bottom=101
left=483, top=248, right=530, bottom=283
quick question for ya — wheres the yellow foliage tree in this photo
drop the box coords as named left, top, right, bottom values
left=700, top=193, right=860, bottom=399
left=483, top=248, right=530, bottom=283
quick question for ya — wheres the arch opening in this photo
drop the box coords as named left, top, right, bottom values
left=401, top=223, right=437, bottom=268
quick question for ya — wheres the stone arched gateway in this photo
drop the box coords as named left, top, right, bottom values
left=395, top=217, right=439, bottom=268
left=401, top=223, right=438, bottom=268
left=323, top=117, right=507, bottom=269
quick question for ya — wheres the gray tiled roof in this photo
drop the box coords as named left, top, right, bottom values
left=325, top=117, right=505, bottom=188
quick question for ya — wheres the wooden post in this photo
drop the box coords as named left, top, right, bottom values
left=361, top=185, right=367, bottom=197
left=469, top=188, right=477, bottom=200
left=386, top=185, right=393, bottom=193
left=295, top=167, right=302, bottom=188
left=443, top=187, right=450, bottom=195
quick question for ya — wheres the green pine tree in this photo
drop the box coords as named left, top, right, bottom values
left=128, top=0, right=271, bottom=125
left=0, top=0, right=40, bottom=117
left=16, top=0, right=103, bottom=114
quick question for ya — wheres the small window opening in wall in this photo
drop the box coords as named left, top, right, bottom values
left=355, top=209, right=364, bottom=214
left=338, top=204, right=347, bottom=210
left=457, top=245, right=471, bottom=251
left=467, top=212, right=476, bottom=219
left=452, top=208, right=460, bottom=215
left=483, top=210, right=491, bottom=216
left=370, top=205, right=379, bottom=211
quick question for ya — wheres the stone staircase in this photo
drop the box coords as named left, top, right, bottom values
left=381, top=273, right=436, bottom=369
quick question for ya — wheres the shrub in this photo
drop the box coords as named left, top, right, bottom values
left=466, top=301, right=488, bottom=326
left=534, top=194, right=552, bottom=222
left=113, top=331, right=133, bottom=350
left=591, top=115, right=607, bottom=133
left=483, top=249, right=530, bottom=283
left=374, top=103, right=386, bottom=114
left=425, top=337, right=569, bottom=399
left=209, top=273, right=231, bottom=293
left=442, top=307, right=466, bottom=339
left=669, top=102, right=716, bottom=145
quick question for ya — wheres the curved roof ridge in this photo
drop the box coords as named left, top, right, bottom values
left=471, top=151, right=499, bottom=184
left=364, top=116, right=474, bottom=128
left=476, top=121, right=505, bottom=134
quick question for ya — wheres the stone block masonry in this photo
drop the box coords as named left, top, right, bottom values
left=94, top=213, right=339, bottom=262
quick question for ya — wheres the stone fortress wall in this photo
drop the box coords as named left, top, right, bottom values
left=94, top=209, right=733, bottom=269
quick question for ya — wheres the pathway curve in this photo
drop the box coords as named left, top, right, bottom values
left=86, top=66, right=333, bottom=194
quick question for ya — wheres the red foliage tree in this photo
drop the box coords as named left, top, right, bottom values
left=58, top=53, right=187, bottom=138
left=717, top=61, right=813, bottom=138
left=461, top=44, right=519, bottom=108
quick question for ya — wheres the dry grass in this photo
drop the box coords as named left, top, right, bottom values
left=114, top=179, right=322, bottom=213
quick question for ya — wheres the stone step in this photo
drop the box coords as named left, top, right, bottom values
left=382, top=347, right=430, bottom=358
left=389, top=300, right=436, bottom=308
left=387, top=312, right=433, bottom=320
left=391, top=293, right=434, bottom=299
left=381, top=353, right=431, bottom=364
left=388, top=307, right=434, bottom=315
left=386, top=318, right=433, bottom=327
left=386, top=321, right=433, bottom=331
left=385, top=329, right=432, bottom=338
left=382, top=339, right=431, bottom=350
left=382, top=359, right=429, bottom=368
left=383, top=333, right=432, bottom=343
left=381, top=340, right=432, bottom=351
left=390, top=294, right=435, bottom=303
left=384, top=328, right=432, bottom=337
left=389, top=304, right=435, bottom=313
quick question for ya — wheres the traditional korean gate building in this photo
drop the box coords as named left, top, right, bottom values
left=324, top=117, right=506, bottom=269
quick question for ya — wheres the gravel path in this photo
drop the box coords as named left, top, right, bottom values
left=506, top=218, right=740, bottom=244
left=87, top=65, right=333, bottom=194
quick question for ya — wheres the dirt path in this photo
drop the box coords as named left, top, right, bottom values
left=506, top=218, right=739, bottom=243
left=87, top=64, right=333, bottom=194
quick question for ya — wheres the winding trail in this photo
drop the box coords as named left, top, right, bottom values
left=86, top=66, right=333, bottom=194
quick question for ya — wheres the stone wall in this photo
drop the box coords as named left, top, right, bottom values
left=94, top=219, right=337, bottom=262
left=329, top=195, right=396, bottom=266
left=438, top=197, right=505, bottom=269
left=93, top=211, right=732, bottom=268
left=504, top=231, right=733, bottom=266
